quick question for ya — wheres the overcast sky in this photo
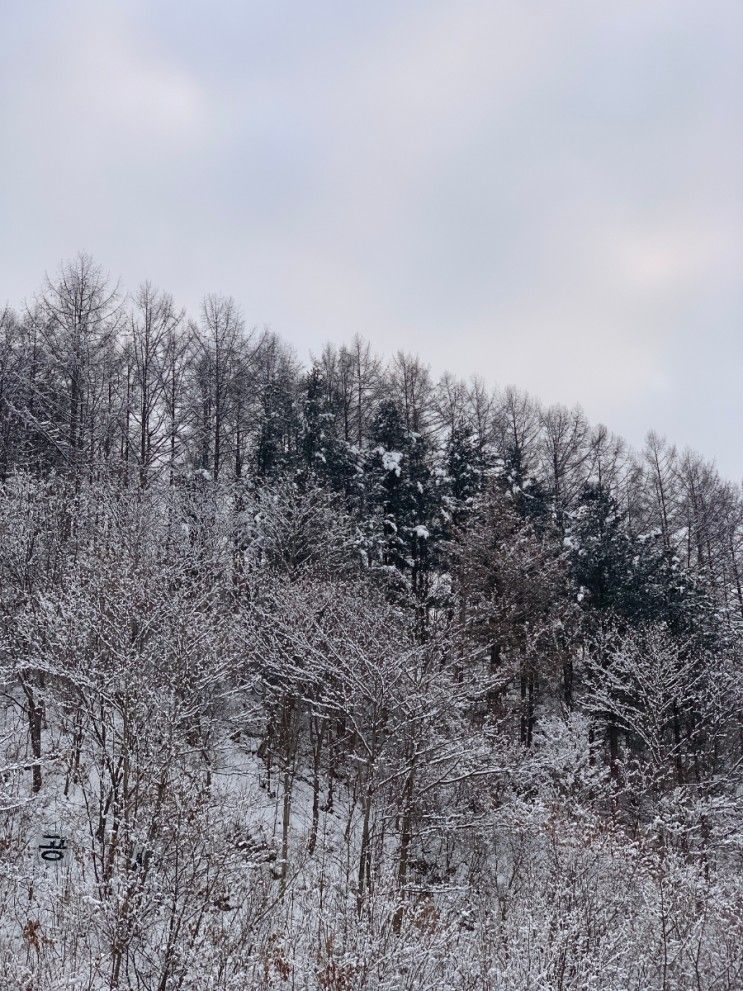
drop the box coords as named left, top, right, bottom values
left=2, top=1, right=742, bottom=479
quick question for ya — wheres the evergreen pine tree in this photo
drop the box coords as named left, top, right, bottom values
left=365, top=399, right=439, bottom=601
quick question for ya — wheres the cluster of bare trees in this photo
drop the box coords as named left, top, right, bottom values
left=0, top=257, right=742, bottom=989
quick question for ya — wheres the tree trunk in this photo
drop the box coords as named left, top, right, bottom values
left=308, top=718, right=325, bottom=855
left=392, top=760, right=416, bottom=933
left=356, top=784, right=373, bottom=917
left=22, top=679, right=43, bottom=794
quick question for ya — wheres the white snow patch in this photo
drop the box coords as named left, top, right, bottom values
left=381, top=450, right=403, bottom=476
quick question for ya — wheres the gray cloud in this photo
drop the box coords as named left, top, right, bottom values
left=2, top=0, right=742, bottom=477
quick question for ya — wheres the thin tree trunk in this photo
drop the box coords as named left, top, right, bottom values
left=357, top=784, right=373, bottom=917
left=392, top=759, right=416, bottom=933
left=22, top=680, right=43, bottom=794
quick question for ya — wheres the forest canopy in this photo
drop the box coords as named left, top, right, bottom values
left=1, top=255, right=742, bottom=990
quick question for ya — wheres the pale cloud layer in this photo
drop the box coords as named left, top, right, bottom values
left=2, top=1, right=742, bottom=478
